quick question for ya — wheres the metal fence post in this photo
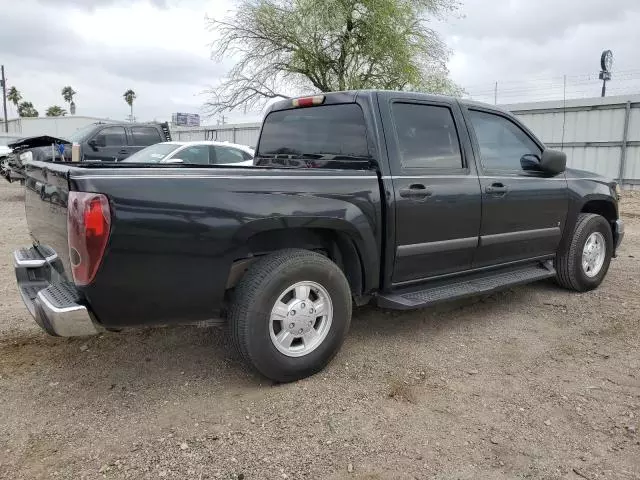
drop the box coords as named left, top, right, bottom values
left=618, top=101, right=632, bottom=185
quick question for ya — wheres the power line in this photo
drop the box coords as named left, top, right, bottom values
left=462, top=68, right=640, bottom=91
left=463, top=70, right=640, bottom=104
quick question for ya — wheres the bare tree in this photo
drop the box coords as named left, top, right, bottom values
left=205, top=0, right=460, bottom=115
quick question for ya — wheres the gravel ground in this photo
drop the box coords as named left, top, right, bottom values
left=0, top=180, right=638, bottom=480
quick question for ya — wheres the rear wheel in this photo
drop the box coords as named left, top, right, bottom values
left=228, top=249, right=352, bottom=382
left=555, top=213, right=613, bottom=292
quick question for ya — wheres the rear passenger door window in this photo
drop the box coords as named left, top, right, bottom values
left=96, top=126, right=126, bottom=147
left=176, top=146, right=209, bottom=165
left=391, top=103, right=463, bottom=170
left=212, top=146, right=250, bottom=164
left=130, top=127, right=162, bottom=147
left=467, top=110, right=542, bottom=172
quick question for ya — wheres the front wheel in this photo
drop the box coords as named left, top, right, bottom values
left=555, top=213, right=613, bottom=292
left=228, top=249, right=352, bottom=382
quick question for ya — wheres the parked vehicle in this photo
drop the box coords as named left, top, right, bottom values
left=66, top=122, right=171, bottom=162
left=1, top=135, right=23, bottom=182
left=0, top=135, right=22, bottom=157
left=2, top=135, right=69, bottom=184
left=120, top=141, right=254, bottom=166
left=13, top=91, right=624, bottom=382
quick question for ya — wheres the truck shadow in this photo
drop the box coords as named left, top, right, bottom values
left=0, top=282, right=553, bottom=393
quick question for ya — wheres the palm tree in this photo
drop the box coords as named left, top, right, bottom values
left=7, top=87, right=22, bottom=115
left=123, top=89, right=136, bottom=121
left=61, top=86, right=77, bottom=115
left=17, top=101, right=38, bottom=117
left=46, top=105, right=67, bottom=117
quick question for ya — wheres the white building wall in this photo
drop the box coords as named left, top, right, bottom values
left=1, top=116, right=116, bottom=138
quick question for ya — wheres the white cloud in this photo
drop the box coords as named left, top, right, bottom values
left=2, top=0, right=639, bottom=123
left=2, top=0, right=231, bottom=123
left=437, top=0, right=640, bottom=103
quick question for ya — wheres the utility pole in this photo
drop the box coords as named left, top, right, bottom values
left=494, top=81, right=498, bottom=105
left=1, top=65, right=8, bottom=133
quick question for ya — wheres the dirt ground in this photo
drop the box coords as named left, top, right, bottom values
left=0, top=180, right=638, bottom=480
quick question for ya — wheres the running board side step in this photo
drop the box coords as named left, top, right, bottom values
left=377, top=263, right=556, bottom=310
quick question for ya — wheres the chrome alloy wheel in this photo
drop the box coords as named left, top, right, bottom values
left=269, top=281, right=333, bottom=357
left=582, top=231, right=606, bottom=278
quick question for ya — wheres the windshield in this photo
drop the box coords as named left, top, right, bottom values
left=0, top=136, right=22, bottom=147
left=67, top=124, right=99, bottom=143
left=121, top=143, right=180, bottom=163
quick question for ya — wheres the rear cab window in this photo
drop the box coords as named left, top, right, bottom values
left=256, top=103, right=370, bottom=168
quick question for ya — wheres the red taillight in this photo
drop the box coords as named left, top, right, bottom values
left=85, top=198, right=106, bottom=236
left=292, top=95, right=325, bottom=108
left=67, top=192, right=111, bottom=286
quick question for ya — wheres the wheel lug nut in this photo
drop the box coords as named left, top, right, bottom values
left=301, top=302, right=306, bottom=308
left=309, top=308, right=314, bottom=314
left=289, top=323, right=295, bottom=329
left=290, top=310, right=296, bottom=316
left=298, top=328, right=303, bottom=334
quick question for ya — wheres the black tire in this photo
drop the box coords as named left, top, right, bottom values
left=555, top=213, right=613, bottom=292
left=228, top=249, right=352, bottom=382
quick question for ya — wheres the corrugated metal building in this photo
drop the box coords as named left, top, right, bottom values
left=171, top=123, right=261, bottom=148
left=504, top=94, right=640, bottom=186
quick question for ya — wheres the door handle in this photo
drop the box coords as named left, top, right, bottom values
left=399, top=184, right=433, bottom=199
left=118, top=149, right=129, bottom=154
left=485, top=182, right=509, bottom=195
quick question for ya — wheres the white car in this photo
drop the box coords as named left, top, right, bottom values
left=121, top=141, right=255, bottom=166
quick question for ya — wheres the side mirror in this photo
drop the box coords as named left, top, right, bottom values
left=520, top=153, right=541, bottom=171
left=164, top=158, right=184, bottom=164
left=540, top=148, right=566, bottom=175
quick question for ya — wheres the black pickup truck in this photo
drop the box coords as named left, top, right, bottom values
left=13, top=91, right=624, bottom=382
left=66, top=121, right=171, bottom=162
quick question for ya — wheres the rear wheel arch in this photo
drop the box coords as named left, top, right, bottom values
left=228, top=227, right=365, bottom=299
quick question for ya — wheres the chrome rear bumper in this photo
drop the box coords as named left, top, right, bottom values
left=14, top=246, right=100, bottom=337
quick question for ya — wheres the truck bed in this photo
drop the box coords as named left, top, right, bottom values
left=21, top=160, right=383, bottom=328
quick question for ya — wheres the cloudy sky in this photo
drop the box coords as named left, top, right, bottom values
left=2, top=0, right=639, bottom=124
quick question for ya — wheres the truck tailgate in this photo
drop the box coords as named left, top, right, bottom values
left=23, top=161, right=74, bottom=279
